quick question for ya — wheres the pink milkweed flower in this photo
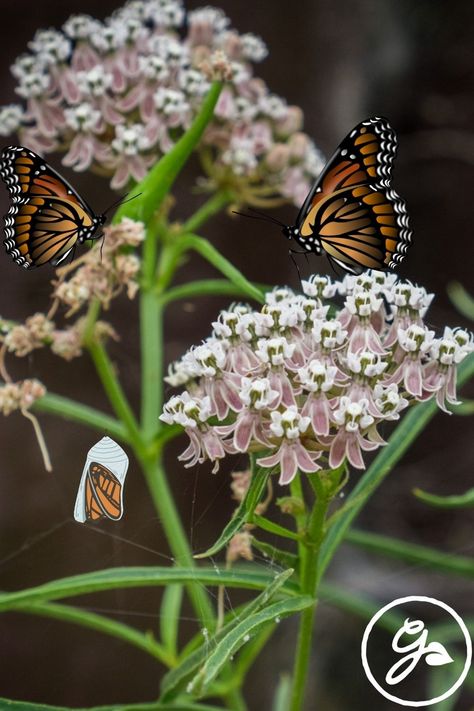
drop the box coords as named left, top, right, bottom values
left=344, top=350, right=388, bottom=416
left=161, top=272, right=471, bottom=482
left=373, top=383, right=408, bottom=420
left=384, top=282, right=434, bottom=347
left=211, top=310, right=260, bottom=374
left=159, top=392, right=234, bottom=473
left=386, top=324, right=436, bottom=397
left=324, top=397, right=381, bottom=470
left=257, top=406, right=321, bottom=485
left=297, top=360, right=338, bottom=436
left=184, top=340, right=242, bottom=419
left=339, top=291, right=386, bottom=355
left=254, top=336, right=299, bottom=406
left=218, top=377, right=277, bottom=451
left=301, top=274, right=337, bottom=301
left=423, top=327, right=474, bottom=412
left=310, top=319, right=348, bottom=379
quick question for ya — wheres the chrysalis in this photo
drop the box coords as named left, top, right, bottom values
left=74, top=436, right=129, bottom=523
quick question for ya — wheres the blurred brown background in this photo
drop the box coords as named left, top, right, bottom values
left=0, top=1, right=473, bottom=709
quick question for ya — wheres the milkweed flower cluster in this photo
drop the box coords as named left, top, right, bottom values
left=0, top=0, right=324, bottom=203
left=160, top=271, right=473, bottom=484
left=0, top=219, right=144, bottom=384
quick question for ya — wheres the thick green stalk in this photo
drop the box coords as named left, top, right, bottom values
left=86, top=339, right=143, bottom=452
left=290, top=477, right=330, bottom=711
left=140, top=221, right=163, bottom=439
left=113, top=82, right=223, bottom=226
left=140, top=453, right=215, bottom=631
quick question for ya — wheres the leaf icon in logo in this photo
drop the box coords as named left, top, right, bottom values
left=424, top=641, right=454, bottom=667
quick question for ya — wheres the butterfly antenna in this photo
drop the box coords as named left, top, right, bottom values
left=232, top=207, right=286, bottom=228
left=103, top=192, right=143, bottom=216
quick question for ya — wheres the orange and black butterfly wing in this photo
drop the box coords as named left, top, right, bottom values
left=0, top=146, right=103, bottom=269
left=0, top=145, right=94, bottom=209
left=4, top=195, right=97, bottom=268
left=295, top=117, right=412, bottom=272
left=85, top=462, right=123, bottom=522
left=306, top=184, right=410, bottom=275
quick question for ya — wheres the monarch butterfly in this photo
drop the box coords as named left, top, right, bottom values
left=237, top=117, right=412, bottom=275
left=0, top=145, right=105, bottom=269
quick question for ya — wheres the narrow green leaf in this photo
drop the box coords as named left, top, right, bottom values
left=0, top=566, right=298, bottom=612
left=252, top=515, right=301, bottom=541
left=233, top=622, right=276, bottom=683
left=188, top=596, right=313, bottom=695
left=413, top=486, right=474, bottom=509
left=272, top=674, right=292, bottom=711
left=318, top=582, right=404, bottom=633
left=33, top=393, right=129, bottom=444
left=160, top=569, right=295, bottom=699
left=11, top=600, right=173, bottom=666
left=194, top=467, right=271, bottom=559
left=318, top=353, right=474, bottom=581
left=160, top=583, right=183, bottom=657
left=160, top=279, right=264, bottom=307
left=345, top=528, right=474, bottom=578
left=251, top=539, right=299, bottom=571
left=431, top=617, right=474, bottom=643
left=448, top=398, right=474, bottom=415
left=181, top=234, right=265, bottom=305
left=113, top=82, right=223, bottom=226
left=0, top=698, right=223, bottom=711
left=447, top=281, right=474, bottom=320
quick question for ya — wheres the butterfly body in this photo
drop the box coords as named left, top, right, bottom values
left=0, top=146, right=105, bottom=269
left=280, top=117, right=412, bottom=274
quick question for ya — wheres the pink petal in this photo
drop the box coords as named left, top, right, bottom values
left=279, top=444, right=298, bottom=485
left=234, top=414, right=254, bottom=452
left=280, top=374, right=297, bottom=406
left=118, top=85, right=143, bottom=112
left=311, top=397, right=330, bottom=436
left=346, top=436, right=365, bottom=469
left=222, top=381, right=243, bottom=413
left=257, top=450, right=281, bottom=468
left=404, top=359, right=422, bottom=397
left=446, top=367, right=458, bottom=402
left=111, top=162, right=131, bottom=190
left=203, top=430, right=225, bottom=460
left=329, top=432, right=346, bottom=469
left=294, top=443, right=320, bottom=473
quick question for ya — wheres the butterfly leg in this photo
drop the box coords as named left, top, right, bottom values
left=289, top=248, right=308, bottom=283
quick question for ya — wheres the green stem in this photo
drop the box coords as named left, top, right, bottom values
left=113, top=82, right=223, bottom=226
left=86, top=339, right=142, bottom=451
left=180, top=233, right=265, bottom=303
left=181, top=190, right=233, bottom=234
left=140, top=453, right=215, bottom=631
left=33, top=392, right=128, bottom=444
left=290, top=476, right=330, bottom=711
left=140, top=222, right=163, bottom=439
